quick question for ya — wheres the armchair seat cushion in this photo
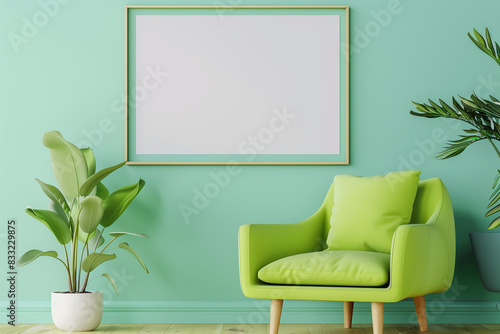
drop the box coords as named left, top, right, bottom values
left=258, top=250, right=390, bottom=287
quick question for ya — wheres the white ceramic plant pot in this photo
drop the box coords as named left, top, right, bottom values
left=51, top=291, right=103, bottom=332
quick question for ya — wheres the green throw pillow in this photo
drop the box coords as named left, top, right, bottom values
left=326, top=170, right=421, bottom=254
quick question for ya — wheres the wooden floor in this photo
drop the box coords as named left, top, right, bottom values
left=2, top=324, right=500, bottom=334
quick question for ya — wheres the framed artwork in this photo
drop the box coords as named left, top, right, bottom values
left=125, top=6, right=349, bottom=165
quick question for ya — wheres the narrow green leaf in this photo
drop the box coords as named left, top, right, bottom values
left=423, top=102, right=438, bottom=114
left=25, top=208, right=71, bottom=244
left=80, top=147, right=96, bottom=177
left=469, top=93, right=486, bottom=108
left=449, top=135, right=479, bottom=144
left=428, top=99, right=447, bottom=115
left=411, top=101, right=423, bottom=108
left=491, top=186, right=500, bottom=201
left=79, top=196, right=104, bottom=234
left=415, top=105, right=432, bottom=114
left=35, top=179, right=70, bottom=215
left=109, top=232, right=149, bottom=239
left=485, top=27, right=495, bottom=55
left=469, top=32, right=490, bottom=54
left=459, top=96, right=478, bottom=109
left=436, top=140, right=473, bottom=159
left=100, top=179, right=146, bottom=228
left=102, top=273, right=119, bottom=295
left=488, top=216, right=500, bottom=229
left=119, top=242, right=149, bottom=273
left=412, top=101, right=435, bottom=114
left=410, top=111, right=441, bottom=118
left=486, top=203, right=500, bottom=217
left=96, top=182, right=109, bottom=200
left=42, top=131, right=88, bottom=199
left=474, top=28, right=487, bottom=46
left=82, top=253, right=116, bottom=272
left=79, top=162, right=126, bottom=197
left=17, top=250, right=57, bottom=267
left=491, top=170, right=500, bottom=190
left=439, top=99, right=459, bottom=117
left=452, top=97, right=463, bottom=110
left=488, top=191, right=500, bottom=208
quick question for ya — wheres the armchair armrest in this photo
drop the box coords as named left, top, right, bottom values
left=390, top=215, right=453, bottom=300
left=239, top=209, right=325, bottom=297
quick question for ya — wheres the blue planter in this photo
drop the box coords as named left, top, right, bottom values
left=469, top=232, right=500, bottom=292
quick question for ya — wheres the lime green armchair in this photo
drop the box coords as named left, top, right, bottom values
left=238, top=178, right=455, bottom=334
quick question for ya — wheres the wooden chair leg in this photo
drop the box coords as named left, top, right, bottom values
left=413, top=296, right=428, bottom=332
left=344, top=302, right=354, bottom=328
left=270, top=299, right=283, bottom=334
left=371, top=302, right=384, bottom=334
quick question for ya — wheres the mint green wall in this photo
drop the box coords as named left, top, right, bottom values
left=1, top=0, right=500, bottom=324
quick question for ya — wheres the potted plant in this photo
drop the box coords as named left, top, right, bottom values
left=18, top=131, right=148, bottom=331
left=410, top=28, right=500, bottom=291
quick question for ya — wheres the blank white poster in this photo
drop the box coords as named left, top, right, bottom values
left=135, top=14, right=340, bottom=155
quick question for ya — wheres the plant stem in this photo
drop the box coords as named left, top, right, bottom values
left=63, top=245, right=73, bottom=292
left=72, top=205, right=82, bottom=292
left=100, top=237, right=117, bottom=254
left=70, top=242, right=75, bottom=291
left=487, top=137, right=500, bottom=159
left=93, top=228, right=105, bottom=253
left=56, top=257, right=73, bottom=292
left=78, top=234, right=91, bottom=290
left=80, top=234, right=116, bottom=293
left=80, top=272, right=90, bottom=293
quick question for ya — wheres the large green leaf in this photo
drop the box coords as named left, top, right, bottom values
left=102, top=273, right=119, bottom=295
left=78, top=227, right=96, bottom=243
left=100, top=179, right=146, bottom=228
left=49, top=201, right=68, bottom=224
left=17, top=249, right=58, bottom=267
left=119, top=242, right=149, bottom=273
left=70, top=201, right=97, bottom=242
left=79, top=162, right=126, bottom=197
left=80, top=148, right=96, bottom=177
left=109, top=232, right=148, bottom=239
left=42, top=131, right=88, bottom=199
left=35, top=179, right=70, bottom=216
left=82, top=253, right=116, bottom=272
left=25, top=208, right=71, bottom=244
left=79, top=196, right=104, bottom=234
left=96, top=182, right=109, bottom=200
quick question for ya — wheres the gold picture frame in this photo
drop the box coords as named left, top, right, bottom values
left=125, top=5, right=349, bottom=165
